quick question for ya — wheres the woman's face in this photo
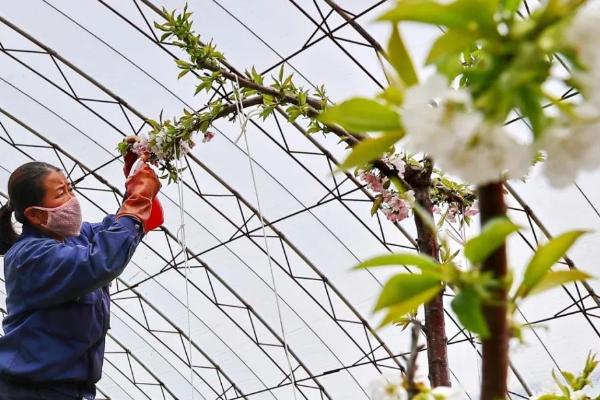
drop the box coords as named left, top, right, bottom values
left=24, top=170, right=75, bottom=228
left=39, top=171, right=75, bottom=209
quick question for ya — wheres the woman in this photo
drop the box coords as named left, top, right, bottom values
left=0, top=158, right=161, bottom=400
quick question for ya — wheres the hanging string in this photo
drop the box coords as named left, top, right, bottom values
left=231, top=75, right=299, bottom=400
left=128, top=156, right=196, bottom=398
left=173, top=146, right=196, bottom=400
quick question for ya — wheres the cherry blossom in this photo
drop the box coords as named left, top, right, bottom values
left=368, top=374, right=407, bottom=400
left=565, top=4, right=600, bottom=113
left=400, top=74, right=534, bottom=186
left=382, top=154, right=406, bottom=175
left=203, top=131, right=216, bottom=143
left=429, top=386, right=463, bottom=400
left=360, top=171, right=388, bottom=193
left=132, top=133, right=150, bottom=156
left=541, top=118, right=600, bottom=187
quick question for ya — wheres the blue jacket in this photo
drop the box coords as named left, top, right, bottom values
left=0, top=214, right=143, bottom=384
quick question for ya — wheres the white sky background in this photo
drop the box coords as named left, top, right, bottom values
left=0, top=1, right=599, bottom=399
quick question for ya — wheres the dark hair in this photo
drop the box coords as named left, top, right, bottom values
left=0, top=161, right=60, bottom=255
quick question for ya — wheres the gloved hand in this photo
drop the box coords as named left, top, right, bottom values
left=117, top=162, right=162, bottom=232
left=123, top=149, right=138, bottom=177
left=122, top=136, right=164, bottom=232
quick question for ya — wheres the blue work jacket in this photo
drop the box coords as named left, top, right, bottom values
left=0, top=214, right=143, bottom=384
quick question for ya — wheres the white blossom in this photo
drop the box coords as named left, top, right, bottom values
left=400, top=74, right=534, bottom=186
left=571, top=390, right=588, bottom=400
left=401, top=74, right=480, bottom=160
left=383, top=153, right=406, bottom=175
left=369, top=374, right=407, bottom=400
left=132, top=133, right=149, bottom=155
left=429, top=386, right=464, bottom=400
left=541, top=118, right=600, bottom=188
left=564, top=5, right=600, bottom=113
left=438, top=124, right=533, bottom=186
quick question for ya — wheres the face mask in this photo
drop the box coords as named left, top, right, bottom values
left=31, top=196, right=83, bottom=238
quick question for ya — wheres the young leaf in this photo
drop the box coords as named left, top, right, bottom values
left=377, top=285, right=442, bottom=328
left=177, top=69, right=190, bottom=79
left=427, top=28, right=479, bottom=65
left=317, top=98, right=402, bottom=133
left=387, top=25, right=418, bottom=86
left=502, top=0, right=522, bottom=13
left=352, top=253, right=441, bottom=274
left=374, top=273, right=442, bottom=311
left=379, top=0, right=497, bottom=34
left=379, top=84, right=405, bottom=105
left=515, top=85, right=545, bottom=138
left=527, top=270, right=592, bottom=297
left=370, top=196, right=384, bottom=216
left=516, top=230, right=587, bottom=298
left=335, top=131, right=404, bottom=171
left=451, top=287, right=490, bottom=338
left=464, top=217, right=520, bottom=264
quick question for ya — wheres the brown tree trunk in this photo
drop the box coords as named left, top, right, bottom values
left=478, top=182, right=509, bottom=400
left=408, top=159, right=451, bottom=387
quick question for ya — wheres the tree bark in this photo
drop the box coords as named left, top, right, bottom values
left=478, top=182, right=509, bottom=400
left=407, top=159, right=451, bottom=387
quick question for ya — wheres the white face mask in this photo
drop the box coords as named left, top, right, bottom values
left=30, top=196, right=82, bottom=237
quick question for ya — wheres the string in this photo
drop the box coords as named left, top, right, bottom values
left=231, top=75, right=299, bottom=400
left=128, top=155, right=196, bottom=398
left=173, top=146, right=196, bottom=400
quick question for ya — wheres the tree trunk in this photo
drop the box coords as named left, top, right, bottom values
left=478, top=182, right=509, bottom=400
left=409, top=160, right=451, bottom=387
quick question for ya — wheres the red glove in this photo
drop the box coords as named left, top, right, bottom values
left=123, top=147, right=164, bottom=232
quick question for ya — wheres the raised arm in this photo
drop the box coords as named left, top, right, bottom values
left=15, top=216, right=143, bottom=308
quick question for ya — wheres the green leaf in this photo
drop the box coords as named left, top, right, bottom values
left=177, top=69, right=190, bottom=79
left=352, top=253, right=441, bottom=274
left=377, top=284, right=442, bottom=328
left=117, top=141, right=130, bottom=155
left=147, top=119, right=161, bottom=130
left=552, top=370, right=571, bottom=397
left=451, top=287, right=490, bottom=338
left=379, top=0, right=497, bottom=35
left=175, top=59, right=192, bottom=68
left=532, top=395, right=563, bottom=400
left=527, top=270, right=592, bottom=297
left=375, top=273, right=441, bottom=311
left=583, top=352, right=599, bottom=381
left=464, top=217, right=520, bottom=264
left=517, top=230, right=588, bottom=298
left=427, top=28, right=479, bottom=65
left=370, top=196, right=384, bottom=216
left=378, top=84, right=405, bottom=105
left=317, top=98, right=402, bottom=133
left=515, top=85, right=546, bottom=138
left=561, top=371, right=577, bottom=389
left=502, top=0, right=522, bottom=13
left=387, top=25, right=418, bottom=86
left=336, top=131, right=404, bottom=171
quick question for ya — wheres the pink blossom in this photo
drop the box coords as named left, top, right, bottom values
left=396, top=205, right=410, bottom=220
left=382, top=154, right=406, bottom=176
left=203, top=131, right=215, bottom=143
left=361, top=171, right=386, bottom=193
left=382, top=206, right=410, bottom=222
left=381, top=190, right=393, bottom=202
left=387, top=196, right=410, bottom=213
left=132, top=138, right=149, bottom=155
